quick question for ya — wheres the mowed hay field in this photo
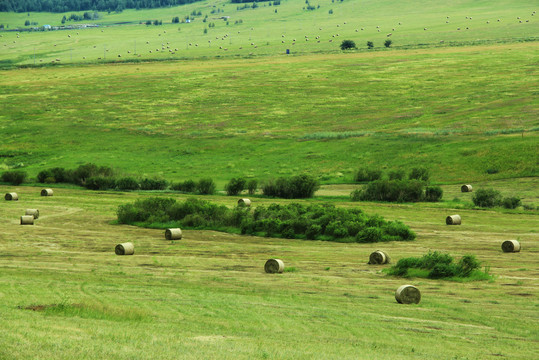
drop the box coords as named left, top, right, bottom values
left=0, top=0, right=538, bottom=358
left=0, top=185, right=538, bottom=359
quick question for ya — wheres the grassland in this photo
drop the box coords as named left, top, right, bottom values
left=0, top=1, right=538, bottom=358
left=0, top=42, right=538, bottom=185
left=0, top=184, right=538, bottom=359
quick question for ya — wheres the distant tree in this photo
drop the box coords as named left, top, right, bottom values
left=24, top=20, right=30, bottom=26
left=172, top=16, right=179, bottom=23
left=340, top=40, right=356, bottom=50
left=384, top=39, right=392, bottom=48
left=367, top=41, right=374, bottom=49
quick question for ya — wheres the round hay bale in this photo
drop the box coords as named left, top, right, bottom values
left=502, top=240, right=521, bottom=253
left=5, top=192, right=18, bottom=201
left=446, top=214, right=461, bottom=225
left=238, top=198, right=251, bottom=207
left=461, top=184, right=473, bottom=192
left=41, top=189, right=54, bottom=196
left=115, top=242, right=134, bottom=255
left=264, top=259, right=284, bottom=274
left=165, top=228, right=182, bottom=240
left=369, top=250, right=390, bottom=265
left=20, top=215, right=34, bottom=225
left=395, top=285, right=421, bottom=304
left=25, top=209, right=39, bottom=219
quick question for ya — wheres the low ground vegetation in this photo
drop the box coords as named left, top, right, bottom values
left=473, top=188, right=522, bottom=209
left=351, top=180, right=443, bottom=203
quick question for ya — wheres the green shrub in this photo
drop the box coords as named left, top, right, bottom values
left=502, top=196, right=521, bottom=209
left=197, top=178, right=216, bottom=195
left=116, top=177, right=139, bottom=191
left=358, top=179, right=425, bottom=202
left=388, top=169, right=405, bottom=180
left=1, top=170, right=27, bottom=185
left=84, top=176, right=117, bottom=190
left=425, top=186, right=443, bottom=202
left=340, top=40, right=356, bottom=50
left=354, top=167, right=382, bottom=182
left=171, top=179, right=196, bottom=193
left=350, top=189, right=361, bottom=201
left=387, top=252, right=483, bottom=280
left=140, top=178, right=168, bottom=190
left=408, top=167, right=429, bottom=181
left=247, top=179, right=258, bottom=195
left=262, top=174, right=319, bottom=199
left=117, top=199, right=414, bottom=243
left=37, top=169, right=53, bottom=183
left=472, top=188, right=502, bottom=208
left=225, top=177, right=246, bottom=196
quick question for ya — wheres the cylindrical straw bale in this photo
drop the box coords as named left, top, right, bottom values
left=41, top=189, right=54, bottom=196
left=264, top=259, right=284, bottom=273
left=25, top=209, right=39, bottom=219
left=20, top=215, right=34, bottom=225
left=395, top=285, right=421, bottom=304
left=165, top=228, right=182, bottom=240
left=446, top=214, right=461, bottom=225
left=238, top=198, right=251, bottom=207
left=115, top=242, right=134, bottom=255
left=5, top=192, right=18, bottom=201
left=501, top=240, right=521, bottom=253
left=369, top=250, right=390, bottom=264
left=461, top=184, right=473, bottom=192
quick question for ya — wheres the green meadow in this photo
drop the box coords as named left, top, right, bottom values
left=0, top=0, right=538, bottom=359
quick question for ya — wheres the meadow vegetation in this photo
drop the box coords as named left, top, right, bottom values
left=0, top=0, right=538, bottom=358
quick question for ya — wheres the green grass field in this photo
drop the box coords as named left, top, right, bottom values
left=0, top=1, right=538, bottom=358
left=0, top=185, right=538, bottom=359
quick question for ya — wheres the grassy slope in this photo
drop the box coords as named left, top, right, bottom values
left=0, top=185, right=537, bottom=359
left=0, top=43, right=538, bottom=184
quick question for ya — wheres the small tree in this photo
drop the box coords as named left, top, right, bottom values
left=225, top=177, right=246, bottom=196
left=367, top=41, right=374, bottom=49
left=24, top=20, right=30, bottom=26
left=247, top=179, right=258, bottom=195
left=384, top=39, right=392, bottom=48
left=472, top=188, right=502, bottom=208
left=197, top=178, right=216, bottom=195
left=409, top=167, right=429, bottom=182
left=340, top=40, right=356, bottom=50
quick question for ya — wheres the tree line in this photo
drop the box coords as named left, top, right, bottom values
left=0, top=0, right=203, bottom=13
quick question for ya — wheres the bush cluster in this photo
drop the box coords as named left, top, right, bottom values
left=472, top=188, right=521, bottom=209
left=1, top=170, right=27, bottom=185
left=387, top=251, right=482, bottom=279
left=225, top=177, right=246, bottom=196
left=37, top=163, right=114, bottom=186
left=352, top=180, right=442, bottom=203
left=261, top=175, right=319, bottom=199
left=117, top=198, right=416, bottom=243
left=354, top=167, right=429, bottom=183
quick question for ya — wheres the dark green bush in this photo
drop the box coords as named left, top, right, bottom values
left=197, top=178, right=216, bottom=195
left=37, top=169, right=53, bottom=183
left=387, top=252, right=482, bottom=279
left=340, top=39, right=356, bottom=50
left=116, top=177, right=139, bottom=191
left=408, top=167, right=429, bottom=181
left=388, top=169, right=405, bottom=180
left=472, top=188, right=502, bottom=208
left=425, top=186, right=443, bottom=202
left=247, top=179, right=258, bottom=195
left=171, top=179, right=196, bottom=193
left=117, top=199, right=414, bottom=243
left=140, top=178, right=168, bottom=190
left=1, top=170, right=27, bottom=185
left=354, top=167, right=382, bottom=182
left=262, top=174, right=319, bottom=199
left=225, top=177, right=246, bottom=196
left=84, top=176, right=117, bottom=190
left=358, top=179, right=425, bottom=202
left=350, top=189, right=361, bottom=201
left=502, top=196, right=521, bottom=209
